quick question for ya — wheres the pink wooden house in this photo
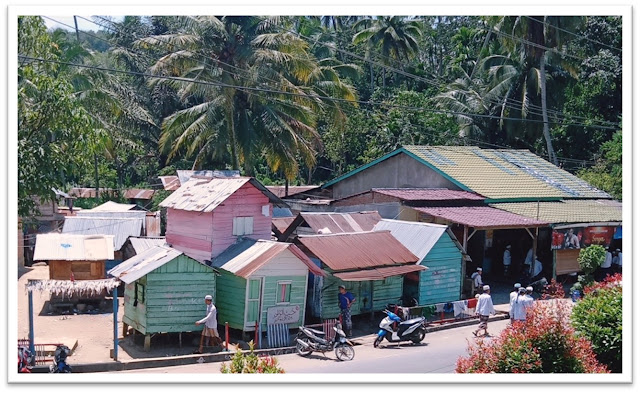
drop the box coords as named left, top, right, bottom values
left=159, top=176, right=286, bottom=262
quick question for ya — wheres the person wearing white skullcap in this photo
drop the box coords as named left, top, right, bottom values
left=503, top=245, right=512, bottom=277
left=471, top=267, right=484, bottom=295
left=194, top=294, right=219, bottom=353
left=473, top=285, right=495, bottom=337
left=509, top=283, right=522, bottom=323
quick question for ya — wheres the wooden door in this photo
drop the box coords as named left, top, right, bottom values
left=245, top=277, right=263, bottom=330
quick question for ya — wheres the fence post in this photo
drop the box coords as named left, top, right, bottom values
left=28, top=288, right=35, bottom=365
left=225, top=322, right=229, bottom=352
left=254, top=321, right=259, bottom=349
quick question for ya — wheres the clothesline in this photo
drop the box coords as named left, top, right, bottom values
left=25, top=278, right=120, bottom=298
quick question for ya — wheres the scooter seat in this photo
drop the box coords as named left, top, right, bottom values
left=304, top=327, right=326, bottom=336
left=399, top=317, right=424, bottom=326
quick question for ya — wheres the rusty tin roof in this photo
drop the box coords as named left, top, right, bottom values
left=300, top=211, right=382, bottom=234
left=372, top=188, right=485, bottom=201
left=334, top=264, right=426, bottom=281
left=413, top=206, right=549, bottom=229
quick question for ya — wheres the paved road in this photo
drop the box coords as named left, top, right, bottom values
left=116, top=319, right=510, bottom=374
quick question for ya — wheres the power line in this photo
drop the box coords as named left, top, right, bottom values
left=522, top=15, right=621, bottom=53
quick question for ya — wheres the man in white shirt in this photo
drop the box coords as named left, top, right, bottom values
left=614, top=249, right=622, bottom=273
left=509, top=283, right=522, bottom=323
left=598, top=248, right=613, bottom=281
left=511, top=287, right=528, bottom=322
left=471, top=267, right=484, bottom=294
left=194, top=294, right=220, bottom=354
left=473, top=285, right=495, bottom=337
left=503, top=245, right=512, bottom=277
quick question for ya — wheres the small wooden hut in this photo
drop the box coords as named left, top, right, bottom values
left=108, top=245, right=217, bottom=350
left=211, top=238, right=325, bottom=334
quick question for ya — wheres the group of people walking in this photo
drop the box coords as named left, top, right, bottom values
left=472, top=282, right=535, bottom=338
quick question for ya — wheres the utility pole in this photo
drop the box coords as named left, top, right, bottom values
left=73, top=16, right=80, bottom=42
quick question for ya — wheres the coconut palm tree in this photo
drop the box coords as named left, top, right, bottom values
left=138, top=16, right=357, bottom=179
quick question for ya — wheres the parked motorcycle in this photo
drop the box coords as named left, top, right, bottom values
left=49, top=345, right=72, bottom=373
left=374, top=309, right=428, bottom=348
left=295, top=322, right=355, bottom=361
left=18, top=346, right=33, bottom=373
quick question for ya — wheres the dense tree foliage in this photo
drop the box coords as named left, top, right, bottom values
left=17, top=15, right=623, bottom=219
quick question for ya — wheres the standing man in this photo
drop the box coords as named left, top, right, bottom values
left=508, top=283, right=522, bottom=323
left=473, top=285, right=495, bottom=337
left=599, top=248, right=613, bottom=281
left=194, top=294, right=219, bottom=354
left=511, top=287, right=528, bottom=323
left=503, top=245, right=512, bottom=277
left=338, top=285, right=356, bottom=337
left=471, top=267, right=484, bottom=295
left=614, top=249, right=622, bottom=274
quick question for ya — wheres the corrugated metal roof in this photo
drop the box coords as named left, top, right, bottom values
left=128, top=236, right=167, bottom=254
left=334, top=264, right=427, bottom=281
left=159, top=176, right=180, bottom=191
left=159, top=177, right=286, bottom=212
left=62, top=217, right=143, bottom=250
left=34, top=233, right=115, bottom=261
left=124, top=188, right=155, bottom=200
left=404, top=146, right=612, bottom=200
left=413, top=206, right=549, bottom=228
left=372, top=188, right=485, bottom=201
left=89, top=201, right=137, bottom=212
left=300, top=211, right=382, bottom=234
left=266, top=185, right=320, bottom=198
left=490, top=200, right=622, bottom=225
left=68, top=188, right=113, bottom=198
left=272, top=217, right=296, bottom=234
left=176, top=169, right=240, bottom=184
left=373, top=219, right=448, bottom=261
left=298, top=231, right=418, bottom=271
left=108, top=245, right=185, bottom=284
left=212, top=238, right=324, bottom=278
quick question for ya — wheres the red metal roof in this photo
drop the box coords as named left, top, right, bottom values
left=124, top=188, right=155, bottom=200
left=298, top=231, right=418, bottom=271
left=372, top=188, right=485, bottom=201
left=159, top=176, right=180, bottom=191
left=334, top=264, right=427, bottom=281
left=300, top=211, right=382, bottom=234
left=413, top=206, right=549, bottom=228
left=266, top=185, right=319, bottom=198
left=272, top=217, right=296, bottom=234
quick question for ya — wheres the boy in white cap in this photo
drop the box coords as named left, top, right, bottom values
left=471, top=267, right=484, bottom=295
left=473, top=285, right=495, bottom=337
left=194, top=294, right=219, bottom=354
left=508, top=283, right=522, bottom=323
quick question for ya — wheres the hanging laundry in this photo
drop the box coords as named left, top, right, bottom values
left=435, top=303, right=445, bottom=313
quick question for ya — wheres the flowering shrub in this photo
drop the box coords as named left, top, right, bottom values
left=541, top=278, right=566, bottom=300
left=220, top=341, right=285, bottom=373
left=571, top=273, right=622, bottom=373
left=456, top=300, right=609, bottom=373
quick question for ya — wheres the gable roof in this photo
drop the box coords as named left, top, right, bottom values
left=176, top=169, right=240, bottom=184
left=373, top=219, right=449, bottom=261
left=128, top=236, right=167, bottom=254
left=490, top=199, right=622, bottom=225
left=413, top=206, right=548, bottom=229
left=371, top=188, right=485, bottom=201
left=89, top=201, right=137, bottom=212
left=297, top=231, right=418, bottom=271
left=266, top=185, right=320, bottom=198
left=34, top=233, right=115, bottom=261
left=323, top=146, right=611, bottom=201
left=108, top=245, right=199, bottom=284
left=159, top=176, right=180, bottom=191
left=212, top=238, right=324, bottom=278
left=62, top=216, right=143, bottom=250
left=123, top=188, right=155, bottom=200
left=159, top=176, right=287, bottom=212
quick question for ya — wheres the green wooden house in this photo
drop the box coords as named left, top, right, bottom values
left=296, top=231, right=424, bottom=320
left=211, top=238, right=325, bottom=334
left=373, top=219, right=468, bottom=305
left=108, top=244, right=217, bottom=350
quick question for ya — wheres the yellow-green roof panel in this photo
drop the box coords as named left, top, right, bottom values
left=490, top=200, right=622, bottom=225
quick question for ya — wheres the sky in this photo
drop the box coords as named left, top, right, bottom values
left=43, top=16, right=123, bottom=32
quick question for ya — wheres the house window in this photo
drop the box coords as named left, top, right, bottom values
left=277, top=281, right=292, bottom=304
left=233, top=217, right=254, bottom=236
left=134, top=282, right=145, bottom=306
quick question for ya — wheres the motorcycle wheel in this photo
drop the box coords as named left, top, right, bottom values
left=373, top=336, right=384, bottom=348
left=335, top=343, right=355, bottom=361
left=411, top=329, right=426, bottom=344
left=295, top=337, right=313, bottom=357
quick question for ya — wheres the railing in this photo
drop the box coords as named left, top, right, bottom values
left=18, top=339, right=64, bottom=365
left=389, top=298, right=479, bottom=325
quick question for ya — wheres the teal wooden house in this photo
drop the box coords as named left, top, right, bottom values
left=211, top=238, right=324, bottom=334
left=373, top=219, right=468, bottom=306
left=296, top=231, right=424, bottom=320
left=108, top=245, right=217, bottom=350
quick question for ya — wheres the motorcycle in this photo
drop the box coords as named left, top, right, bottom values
left=49, top=345, right=72, bottom=373
left=295, top=322, right=355, bottom=361
left=18, top=346, right=33, bottom=373
left=374, top=309, right=429, bottom=348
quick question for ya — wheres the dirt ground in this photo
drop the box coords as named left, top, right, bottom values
left=17, top=264, right=220, bottom=364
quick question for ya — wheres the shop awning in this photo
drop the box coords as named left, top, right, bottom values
left=413, top=206, right=548, bottom=229
left=333, top=264, right=427, bottom=281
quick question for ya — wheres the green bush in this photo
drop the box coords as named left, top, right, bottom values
left=571, top=274, right=622, bottom=373
left=220, top=341, right=285, bottom=374
left=578, top=245, right=606, bottom=276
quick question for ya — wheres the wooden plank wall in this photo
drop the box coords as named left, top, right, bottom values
left=165, top=208, right=213, bottom=262
left=259, top=275, right=307, bottom=330
left=49, top=260, right=106, bottom=280
left=123, top=255, right=216, bottom=334
left=418, top=234, right=463, bottom=305
left=210, top=183, right=272, bottom=258
left=123, top=277, right=147, bottom=333
left=215, top=270, right=247, bottom=330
